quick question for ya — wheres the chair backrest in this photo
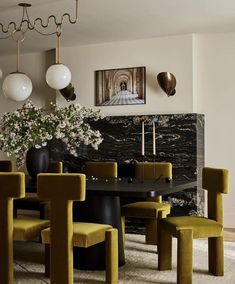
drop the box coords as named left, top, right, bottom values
left=0, top=173, right=25, bottom=284
left=48, top=161, right=63, bottom=173
left=0, top=160, right=13, bottom=172
left=37, top=174, right=86, bottom=284
left=202, top=167, right=229, bottom=224
left=86, top=161, right=117, bottom=178
left=136, top=162, right=172, bottom=202
left=135, top=162, right=172, bottom=180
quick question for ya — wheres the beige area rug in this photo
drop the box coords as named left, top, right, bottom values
left=14, top=234, right=235, bottom=284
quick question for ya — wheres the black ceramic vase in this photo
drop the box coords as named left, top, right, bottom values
left=26, top=147, right=49, bottom=179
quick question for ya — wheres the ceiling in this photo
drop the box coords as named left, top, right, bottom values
left=1, top=0, right=235, bottom=54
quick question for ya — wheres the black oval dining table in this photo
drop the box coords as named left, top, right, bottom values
left=26, top=177, right=197, bottom=270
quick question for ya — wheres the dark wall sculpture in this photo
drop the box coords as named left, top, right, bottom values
left=48, top=113, right=204, bottom=218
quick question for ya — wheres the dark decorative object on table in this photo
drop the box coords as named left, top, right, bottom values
left=26, top=147, right=49, bottom=179
left=157, top=72, right=176, bottom=96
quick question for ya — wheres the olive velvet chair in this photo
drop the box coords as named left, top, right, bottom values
left=0, top=173, right=25, bottom=284
left=86, top=161, right=118, bottom=178
left=85, top=161, right=122, bottom=244
left=158, top=167, right=229, bottom=284
left=121, top=162, right=172, bottom=245
left=0, top=160, right=13, bottom=172
left=38, top=174, right=118, bottom=284
left=14, top=161, right=63, bottom=218
left=0, top=172, right=50, bottom=284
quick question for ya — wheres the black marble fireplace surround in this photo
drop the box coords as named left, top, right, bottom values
left=49, top=113, right=204, bottom=231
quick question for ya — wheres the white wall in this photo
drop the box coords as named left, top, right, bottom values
left=59, top=34, right=194, bottom=115
left=0, top=50, right=56, bottom=160
left=194, top=33, right=235, bottom=227
left=0, top=50, right=56, bottom=113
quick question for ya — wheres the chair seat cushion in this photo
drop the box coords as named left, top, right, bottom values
left=13, top=218, right=50, bottom=241
left=121, top=201, right=171, bottom=219
left=41, top=222, right=112, bottom=248
left=161, top=216, right=223, bottom=238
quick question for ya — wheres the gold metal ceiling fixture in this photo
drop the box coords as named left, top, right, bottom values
left=0, top=0, right=79, bottom=101
left=0, top=1, right=78, bottom=40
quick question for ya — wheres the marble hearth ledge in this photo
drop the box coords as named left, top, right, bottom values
left=48, top=113, right=204, bottom=217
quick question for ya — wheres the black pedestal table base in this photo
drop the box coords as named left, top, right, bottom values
left=73, top=195, right=125, bottom=270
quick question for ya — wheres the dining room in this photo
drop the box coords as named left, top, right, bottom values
left=0, top=0, right=235, bottom=283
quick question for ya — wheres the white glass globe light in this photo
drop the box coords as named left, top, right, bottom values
left=2, top=72, right=32, bottom=101
left=46, top=64, right=71, bottom=90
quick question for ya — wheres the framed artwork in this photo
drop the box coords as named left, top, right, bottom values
left=95, top=66, right=146, bottom=106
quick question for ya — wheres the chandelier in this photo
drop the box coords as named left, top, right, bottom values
left=0, top=0, right=78, bottom=101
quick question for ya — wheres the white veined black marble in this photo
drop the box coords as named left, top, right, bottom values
left=48, top=113, right=204, bottom=220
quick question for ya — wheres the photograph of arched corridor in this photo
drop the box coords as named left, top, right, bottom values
left=95, top=67, right=146, bottom=106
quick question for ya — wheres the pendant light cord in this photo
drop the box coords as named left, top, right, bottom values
left=17, top=40, right=20, bottom=72
left=57, top=34, right=61, bottom=64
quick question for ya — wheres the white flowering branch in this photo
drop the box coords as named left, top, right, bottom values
left=0, top=101, right=104, bottom=168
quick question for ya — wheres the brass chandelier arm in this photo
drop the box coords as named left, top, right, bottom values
left=0, top=22, right=17, bottom=39
left=0, top=22, right=17, bottom=34
left=0, top=0, right=78, bottom=39
left=25, top=2, right=78, bottom=36
left=26, top=13, right=60, bottom=36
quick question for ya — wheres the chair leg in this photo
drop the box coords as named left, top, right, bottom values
left=158, top=221, right=172, bottom=270
left=105, top=229, right=118, bottom=284
left=146, top=219, right=157, bottom=245
left=0, top=199, right=14, bottom=284
left=146, top=210, right=168, bottom=245
left=177, top=229, right=193, bottom=284
left=50, top=202, right=73, bottom=284
left=121, top=216, right=125, bottom=247
left=45, top=244, right=50, bottom=278
left=208, top=236, right=224, bottom=276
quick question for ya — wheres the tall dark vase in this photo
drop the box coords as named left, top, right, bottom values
left=26, top=147, right=49, bottom=179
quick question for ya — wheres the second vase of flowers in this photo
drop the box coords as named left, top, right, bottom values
left=26, top=147, right=49, bottom=179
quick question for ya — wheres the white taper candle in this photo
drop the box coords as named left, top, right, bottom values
left=153, top=121, right=156, bottom=155
left=142, top=121, right=145, bottom=156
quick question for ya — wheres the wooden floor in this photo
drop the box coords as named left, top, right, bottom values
left=224, top=228, right=235, bottom=242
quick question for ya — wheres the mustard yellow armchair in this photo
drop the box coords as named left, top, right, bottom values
left=158, top=167, right=229, bottom=284
left=47, top=161, right=63, bottom=174
left=14, top=161, right=63, bottom=218
left=121, top=162, right=172, bottom=245
left=85, top=161, right=121, bottom=248
left=38, top=174, right=118, bottom=284
left=86, top=161, right=118, bottom=178
left=0, top=173, right=25, bottom=284
left=0, top=172, right=50, bottom=284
